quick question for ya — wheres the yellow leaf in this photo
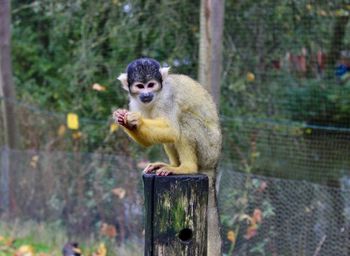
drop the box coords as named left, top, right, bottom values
left=67, top=113, right=79, bottom=130
left=92, top=83, right=107, bottom=91
left=246, top=72, right=255, bottom=82
left=110, top=123, right=119, bottom=133
left=15, top=245, right=34, bottom=256
left=93, top=243, right=107, bottom=256
left=72, top=131, right=82, bottom=140
left=227, top=230, right=236, bottom=244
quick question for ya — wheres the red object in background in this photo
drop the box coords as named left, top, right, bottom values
left=317, top=50, right=326, bottom=71
left=289, top=53, right=307, bottom=74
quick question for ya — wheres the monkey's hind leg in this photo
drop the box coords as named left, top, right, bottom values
left=144, top=144, right=180, bottom=174
left=156, top=140, right=198, bottom=176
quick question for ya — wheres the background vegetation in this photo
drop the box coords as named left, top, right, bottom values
left=0, top=0, right=349, bottom=255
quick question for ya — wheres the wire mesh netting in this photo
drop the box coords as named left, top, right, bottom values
left=1, top=95, right=350, bottom=255
left=219, top=168, right=350, bottom=256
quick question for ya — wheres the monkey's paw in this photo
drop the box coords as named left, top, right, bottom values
left=113, top=109, right=128, bottom=127
left=156, top=167, right=174, bottom=176
left=143, top=162, right=168, bottom=174
left=113, top=109, right=141, bottom=129
left=125, top=112, right=142, bottom=129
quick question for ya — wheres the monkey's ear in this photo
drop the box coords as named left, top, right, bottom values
left=117, top=73, right=129, bottom=91
left=160, top=67, right=170, bottom=80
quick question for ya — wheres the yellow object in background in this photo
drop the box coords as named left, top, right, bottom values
left=67, top=113, right=79, bottom=130
left=246, top=72, right=255, bottom=82
left=57, top=124, right=67, bottom=136
left=92, top=83, right=107, bottom=91
left=16, top=245, right=35, bottom=256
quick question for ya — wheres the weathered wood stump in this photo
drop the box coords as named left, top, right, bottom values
left=143, top=173, right=209, bottom=256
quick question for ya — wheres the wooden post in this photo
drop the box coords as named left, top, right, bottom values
left=143, top=174, right=209, bottom=256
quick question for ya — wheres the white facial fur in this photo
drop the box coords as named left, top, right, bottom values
left=118, top=67, right=171, bottom=115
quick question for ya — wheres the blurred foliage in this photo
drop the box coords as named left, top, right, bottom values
left=10, top=0, right=350, bottom=138
left=285, top=79, right=350, bottom=127
left=11, top=0, right=200, bottom=151
left=0, top=219, right=141, bottom=255
left=5, top=0, right=349, bottom=195
left=2, top=1, right=350, bottom=255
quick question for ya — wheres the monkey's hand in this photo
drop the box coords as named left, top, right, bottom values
left=113, top=109, right=142, bottom=130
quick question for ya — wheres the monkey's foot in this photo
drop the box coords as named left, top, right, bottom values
left=156, top=165, right=198, bottom=176
left=143, top=162, right=168, bottom=174
left=156, top=167, right=174, bottom=176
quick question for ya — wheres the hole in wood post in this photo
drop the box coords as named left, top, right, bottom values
left=178, top=228, right=193, bottom=243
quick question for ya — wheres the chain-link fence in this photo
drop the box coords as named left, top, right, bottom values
left=1, top=95, right=350, bottom=255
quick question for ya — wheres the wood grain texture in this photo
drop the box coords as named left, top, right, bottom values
left=143, top=174, right=208, bottom=256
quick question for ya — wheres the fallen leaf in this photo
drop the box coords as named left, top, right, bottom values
left=92, top=83, right=107, bottom=91
left=112, top=187, right=126, bottom=199
left=246, top=72, right=255, bottom=82
left=227, top=230, right=236, bottom=244
left=72, top=131, right=83, bottom=140
left=67, top=113, right=79, bottom=130
left=93, top=243, right=107, bottom=256
left=100, top=223, right=117, bottom=238
left=15, top=245, right=34, bottom=256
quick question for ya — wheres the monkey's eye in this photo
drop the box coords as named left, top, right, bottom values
left=148, top=82, right=155, bottom=88
left=136, top=84, right=144, bottom=89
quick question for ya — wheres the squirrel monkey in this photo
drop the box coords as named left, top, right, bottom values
left=113, top=57, right=222, bottom=255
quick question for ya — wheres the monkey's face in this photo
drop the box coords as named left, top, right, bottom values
left=129, top=79, right=161, bottom=105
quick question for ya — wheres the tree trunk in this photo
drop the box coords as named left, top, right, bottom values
left=198, top=0, right=225, bottom=107
left=0, top=0, right=18, bottom=149
left=0, top=0, right=19, bottom=215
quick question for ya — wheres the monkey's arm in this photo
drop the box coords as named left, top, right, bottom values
left=125, top=118, right=177, bottom=147
left=114, top=110, right=177, bottom=147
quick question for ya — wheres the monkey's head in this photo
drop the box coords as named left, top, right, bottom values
left=117, top=58, right=169, bottom=105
